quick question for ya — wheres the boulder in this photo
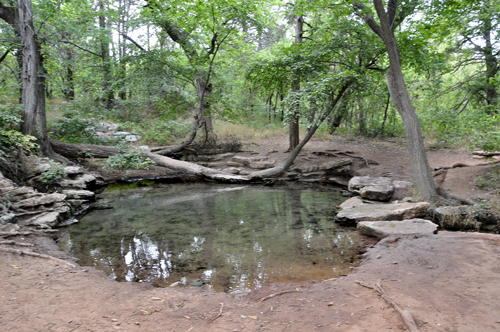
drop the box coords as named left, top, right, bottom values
left=348, top=176, right=394, bottom=201
left=58, top=174, right=96, bottom=189
left=14, top=193, right=67, bottom=208
left=357, top=219, right=438, bottom=239
left=359, top=185, right=394, bottom=201
left=335, top=202, right=430, bottom=226
left=339, top=197, right=365, bottom=210
left=62, top=189, right=95, bottom=200
left=433, top=205, right=480, bottom=230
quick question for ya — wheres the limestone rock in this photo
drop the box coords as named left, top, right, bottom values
left=433, top=206, right=479, bottom=230
left=348, top=176, right=394, bottom=201
left=335, top=202, right=430, bottom=226
left=14, top=193, right=67, bottom=208
left=320, top=159, right=352, bottom=170
left=0, top=213, right=16, bottom=224
left=231, top=156, right=268, bottom=166
left=249, top=160, right=276, bottom=169
left=221, top=167, right=242, bottom=175
left=27, top=212, right=60, bottom=228
left=357, top=219, right=437, bottom=239
left=62, top=189, right=95, bottom=200
left=359, top=185, right=394, bottom=201
left=64, top=166, right=84, bottom=175
left=4, top=187, right=36, bottom=197
left=339, top=197, right=365, bottom=210
left=58, top=174, right=96, bottom=189
left=0, top=174, right=15, bottom=189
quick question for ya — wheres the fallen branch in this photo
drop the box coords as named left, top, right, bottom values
left=258, top=290, right=300, bottom=303
left=0, top=247, right=77, bottom=269
left=472, top=151, right=500, bottom=157
left=0, top=240, right=34, bottom=247
left=434, top=159, right=500, bottom=171
left=355, top=280, right=419, bottom=332
left=209, top=303, right=224, bottom=323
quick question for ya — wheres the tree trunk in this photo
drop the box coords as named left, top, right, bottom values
left=17, top=0, right=69, bottom=163
left=372, top=0, right=439, bottom=204
left=481, top=13, right=497, bottom=110
left=99, top=0, right=114, bottom=110
left=288, top=15, right=303, bottom=151
left=18, top=0, right=38, bottom=137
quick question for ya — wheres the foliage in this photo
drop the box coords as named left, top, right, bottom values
left=104, top=151, right=156, bottom=171
left=38, top=161, right=66, bottom=184
left=475, top=166, right=500, bottom=191
left=0, top=104, right=38, bottom=158
left=119, top=119, right=190, bottom=146
left=48, top=110, right=98, bottom=144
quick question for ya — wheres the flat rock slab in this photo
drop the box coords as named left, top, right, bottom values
left=62, top=190, right=95, bottom=199
left=320, top=158, right=352, bottom=171
left=348, top=176, right=394, bottom=201
left=14, top=193, right=67, bottom=208
left=335, top=202, right=430, bottom=226
left=339, top=197, right=365, bottom=210
left=357, top=219, right=438, bottom=239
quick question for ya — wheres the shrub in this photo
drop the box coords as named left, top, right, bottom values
left=104, top=151, right=156, bottom=171
left=38, top=162, right=67, bottom=184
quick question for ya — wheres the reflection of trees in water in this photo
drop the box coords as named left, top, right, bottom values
left=65, top=184, right=359, bottom=291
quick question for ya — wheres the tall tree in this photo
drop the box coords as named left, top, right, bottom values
left=352, top=0, right=465, bottom=205
left=0, top=0, right=67, bottom=162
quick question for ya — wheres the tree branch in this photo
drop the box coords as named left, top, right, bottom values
left=0, top=47, right=11, bottom=64
left=352, top=2, right=383, bottom=39
left=121, top=33, right=146, bottom=51
left=59, top=40, right=101, bottom=57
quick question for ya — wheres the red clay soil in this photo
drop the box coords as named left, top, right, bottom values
left=1, top=136, right=500, bottom=332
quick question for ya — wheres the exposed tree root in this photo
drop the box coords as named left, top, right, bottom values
left=356, top=280, right=419, bottom=332
left=0, top=247, right=77, bottom=269
left=209, top=303, right=224, bottom=323
left=258, top=290, right=301, bottom=303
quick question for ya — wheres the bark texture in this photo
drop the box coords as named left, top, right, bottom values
left=353, top=0, right=440, bottom=205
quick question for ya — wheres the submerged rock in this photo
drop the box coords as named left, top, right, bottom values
left=357, top=219, right=438, bottom=239
left=335, top=202, right=430, bottom=226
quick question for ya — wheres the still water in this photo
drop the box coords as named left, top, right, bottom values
left=59, top=182, right=371, bottom=293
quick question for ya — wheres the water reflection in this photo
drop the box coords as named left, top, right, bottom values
left=59, top=182, right=371, bottom=293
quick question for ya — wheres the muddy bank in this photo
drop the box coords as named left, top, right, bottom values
left=1, top=231, right=500, bottom=331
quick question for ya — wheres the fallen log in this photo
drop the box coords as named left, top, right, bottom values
left=51, top=141, right=248, bottom=182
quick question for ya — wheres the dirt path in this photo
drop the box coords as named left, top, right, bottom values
left=1, top=136, right=499, bottom=331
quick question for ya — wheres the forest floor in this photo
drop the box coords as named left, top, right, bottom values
left=1, top=135, right=500, bottom=332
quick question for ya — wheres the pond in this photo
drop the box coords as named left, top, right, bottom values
left=59, top=182, right=372, bottom=293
